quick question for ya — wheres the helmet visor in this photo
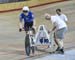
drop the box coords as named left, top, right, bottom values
left=23, top=10, right=28, bottom=13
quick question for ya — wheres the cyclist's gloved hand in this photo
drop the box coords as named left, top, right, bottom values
left=19, top=28, right=22, bottom=32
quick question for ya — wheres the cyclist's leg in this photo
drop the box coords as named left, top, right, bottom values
left=29, top=21, right=36, bottom=35
left=24, top=22, right=30, bottom=35
left=28, top=22, right=35, bottom=55
left=32, top=27, right=36, bottom=35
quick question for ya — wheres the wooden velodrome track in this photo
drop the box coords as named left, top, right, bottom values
left=0, top=0, right=75, bottom=60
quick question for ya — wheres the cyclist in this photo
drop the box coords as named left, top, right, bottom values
left=19, top=6, right=36, bottom=35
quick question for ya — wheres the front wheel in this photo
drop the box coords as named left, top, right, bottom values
left=25, top=46, right=30, bottom=56
left=25, top=34, right=30, bottom=56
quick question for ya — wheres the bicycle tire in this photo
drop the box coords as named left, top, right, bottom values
left=25, top=34, right=31, bottom=56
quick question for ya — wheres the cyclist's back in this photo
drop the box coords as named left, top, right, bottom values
left=20, top=11, right=34, bottom=23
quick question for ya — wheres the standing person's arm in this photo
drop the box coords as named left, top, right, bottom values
left=63, top=14, right=68, bottom=24
left=52, top=22, right=56, bottom=31
left=51, top=16, right=57, bottom=32
left=44, top=13, right=56, bottom=32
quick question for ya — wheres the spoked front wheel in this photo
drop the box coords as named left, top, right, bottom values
left=25, top=46, right=31, bottom=56
left=25, top=34, right=31, bottom=56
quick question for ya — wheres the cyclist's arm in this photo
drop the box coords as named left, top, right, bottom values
left=19, top=14, right=23, bottom=29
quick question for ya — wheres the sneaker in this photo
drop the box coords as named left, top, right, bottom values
left=55, top=47, right=60, bottom=51
left=59, top=48, right=64, bottom=54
